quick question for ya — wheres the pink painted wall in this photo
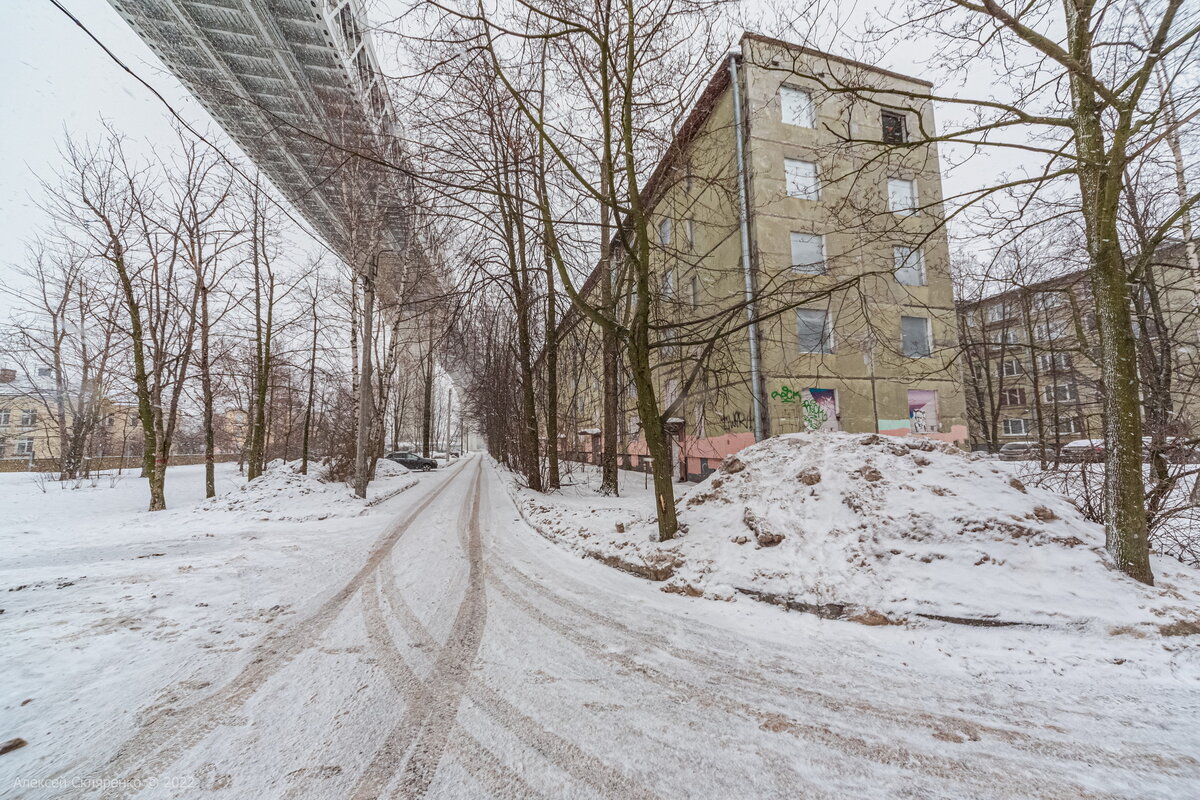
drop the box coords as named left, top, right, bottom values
left=878, top=423, right=969, bottom=444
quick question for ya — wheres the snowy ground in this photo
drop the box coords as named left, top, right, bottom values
left=2, top=454, right=1199, bottom=798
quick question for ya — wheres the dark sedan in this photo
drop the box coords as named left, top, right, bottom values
left=385, top=451, right=438, bottom=471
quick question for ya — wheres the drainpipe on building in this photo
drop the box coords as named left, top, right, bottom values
left=728, top=51, right=766, bottom=443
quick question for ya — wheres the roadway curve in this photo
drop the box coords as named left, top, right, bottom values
left=70, top=455, right=1199, bottom=799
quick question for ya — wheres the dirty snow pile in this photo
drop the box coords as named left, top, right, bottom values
left=516, top=434, right=1200, bottom=631
left=198, top=459, right=367, bottom=521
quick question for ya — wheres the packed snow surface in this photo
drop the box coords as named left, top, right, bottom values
left=3, top=456, right=1199, bottom=799
left=513, top=433, right=1200, bottom=630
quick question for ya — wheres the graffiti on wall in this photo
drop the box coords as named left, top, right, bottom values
left=804, top=388, right=838, bottom=431
left=718, top=410, right=752, bottom=430
left=907, top=389, right=939, bottom=434
left=772, top=385, right=839, bottom=431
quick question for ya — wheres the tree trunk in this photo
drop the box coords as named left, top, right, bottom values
left=200, top=281, right=215, bottom=498
left=300, top=293, right=319, bottom=475
left=354, top=262, right=376, bottom=499
left=544, top=239, right=561, bottom=490
left=422, top=353, right=434, bottom=458
left=1066, top=39, right=1152, bottom=582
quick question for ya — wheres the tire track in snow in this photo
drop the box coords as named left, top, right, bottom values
left=70, top=460, right=472, bottom=800
left=484, top=565, right=1136, bottom=800
left=352, top=464, right=662, bottom=800
left=488, top=515, right=1199, bottom=782
left=349, top=462, right=487, bottom=800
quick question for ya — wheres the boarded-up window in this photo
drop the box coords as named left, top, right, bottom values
left=908, top=389, right=938, bottom=433
left=781, top=86, right=816, bottom=127
left=888, top=178, right=918, bottom=213
left=797, top=309, right=833, bottom=353
left=785, top=159, right=820, bottom=200
left=893, top=246, right=925, bottom=285
left=901, top=316, right=931, bottom=357
left=790, top=233, right=825, bottom=274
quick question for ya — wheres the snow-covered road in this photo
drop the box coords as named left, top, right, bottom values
left=5, top=455, right=1198, bottom=799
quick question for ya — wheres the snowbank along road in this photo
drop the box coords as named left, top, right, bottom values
left=7, top=454, right=1199, bottom=799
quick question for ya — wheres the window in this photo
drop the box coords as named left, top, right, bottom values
left=20, top=409, right=36, bottom=426
left=893, top=246, right=925, bottom=286
left=781, top=86, right=816, bottom=128
left=0, top=409, right=9, bottom=426
left=1034, top=321, right=1067, bottom=341
left=1042, top=384, right=1078, bottom=403
left=661, top=270, right=674, bottom=297
left=790, top=233, right=825, bottom=274
left=881, top=110, right=907, bottom=143
left=1000, top=359, right=1023, bottom=377
left=37, top=367, right=52, bottom=377
left=658, top=218, right=671, bottom=245
left=888, top=178, right=918, bottom=214
left=684, top=218, right=695, bottom=252
left=993, top=329, right=1018, bottom=345
left=1038, top=352, right=1073, bottom=371
left=785, top=159, right=820, bottom=200
left=689, top=276, right=700, bottom=309
left=1002, top=418, right=1029, bottom=436
left=986, top=304, right=1007, bottom=323
left=1033, top=293, right=1065, bottom=311
left=901, top=316, right=932, bottom=358
left=797, top=309, right=833, bottom=354
left=15, top=437, right=34, bottom=455
left=999, top=388, right=1027, bottom=407
left=1056, top=417, right=1082, bottom=435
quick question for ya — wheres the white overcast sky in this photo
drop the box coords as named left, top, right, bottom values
left=0, top=0, right=1040, bottom=312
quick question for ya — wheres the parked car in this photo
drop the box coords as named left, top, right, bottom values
left=1059, top=439, right=1105, bottom=463
left=998, top=441, right=1052, bottom=461
left=385, top=451, right=438, bottom=471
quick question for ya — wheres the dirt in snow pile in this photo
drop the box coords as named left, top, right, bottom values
left=516, top=434, right=1200, bottom=631
left=198, top=459, right=365, bottom=521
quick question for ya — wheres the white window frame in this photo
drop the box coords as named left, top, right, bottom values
left=689, top=275, right=700, bottom=309
left=1000, top=359, right=1023, bottom=377
left=658, top=217, right=671, bottom=246
left=684, top=218, right=695, bottom=252
left=780, top=86, right=816, bottom=128
left=784, top=158, right=820, bottom=201
left=15, top=437, right=34, bottom=455
left=888, top=177, right=919, bottom=214
left=1056, top=417, right=1082, bottom=435
left=999, top=387, right=1026, bottom=407
left=1038, top=352, right=1072, bottom=371
left=901, top=315, right=933, bottom=358
left=661, top=269, right=674, bottom=297
left=1002, top=418, right=1029, bottom=436
left=20, top=409, right=36, bottom=427
left=893, top=246, right=926, bottom=286
left=1042, top=384, right=1078, bottom=403
left=790, top=232, right=826, bottom=274
left=0, top=409, right=9, bottom=426
left=797, top=308, right=834, bottom=354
